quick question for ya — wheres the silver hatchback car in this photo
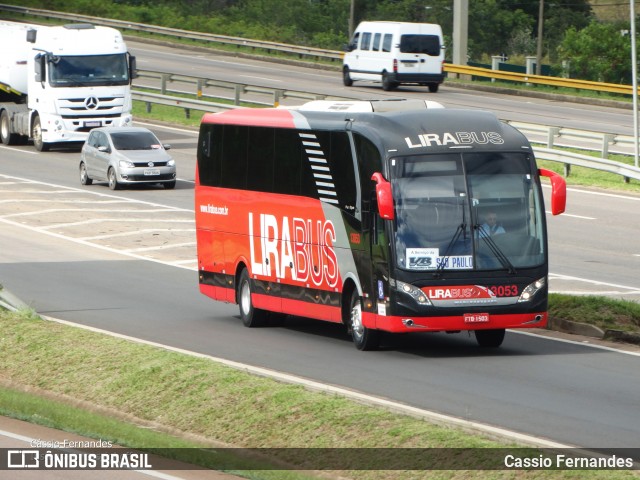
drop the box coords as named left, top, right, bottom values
left=79, top=127, right=177, bottom=190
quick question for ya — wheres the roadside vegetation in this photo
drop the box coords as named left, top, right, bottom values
left=1, top=308, right=638, bottom=479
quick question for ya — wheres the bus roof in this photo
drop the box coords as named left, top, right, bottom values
left=200, top=101, right=531, bottom=156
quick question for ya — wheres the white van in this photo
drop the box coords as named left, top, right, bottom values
left=343, top=21, right=445, bottom=92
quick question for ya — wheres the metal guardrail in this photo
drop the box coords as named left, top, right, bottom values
left=3, top=3, right=640, bottom=96
left=132, top=89, right=640, bottom=183
left=136, top=70, right=349, bottom=107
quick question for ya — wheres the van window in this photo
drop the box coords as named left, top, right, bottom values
left=382, top=34, right=393, bottom=53
left=400, top=34, right=441, bottom=56
left=372, top=33, right=381, bottom=51
left=349, top=32, right=360, bottom=51
left=361, top=32, right=372, bottom=51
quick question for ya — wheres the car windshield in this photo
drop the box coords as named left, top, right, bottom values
left=110, top=131, right=162, bottom=151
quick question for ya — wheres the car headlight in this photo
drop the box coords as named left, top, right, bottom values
left=518, top=276, right=546, bottom=303
left=392, top=279, right=432, bottom=306
left=167, top=159, right=175, bottom=167
left=118, top=160, right=135, bottom=168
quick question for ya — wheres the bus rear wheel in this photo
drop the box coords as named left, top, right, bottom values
left=238, top=269, right=268, bottom=327
left=348, top=290, right=379, bottom=351
left=474, top=329, right=505, bottom=348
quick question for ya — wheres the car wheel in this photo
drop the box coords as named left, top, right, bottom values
left=108, top=167, right=120, bottom=190
left=474, top=329, right=505, bottom=348
left=32, top=116, right=50, bottom=152
left=79, top=162, right=93, bottom=185
left=163, top=180, right=176, bottom=189
left=348, top=289, right=379, bottom=351
left=343, top=67, right=353, bottom=87
left=237, top=269, right=268, bottom=327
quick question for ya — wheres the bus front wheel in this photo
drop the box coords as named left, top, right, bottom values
left=238, top=269, right=268, bottom=327
left=348, top=290, right=379, bottom=351
left=474, top=329, right=505, bottom=348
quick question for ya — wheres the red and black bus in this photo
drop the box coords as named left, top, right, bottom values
left=195, top=100, right=566, bottom=350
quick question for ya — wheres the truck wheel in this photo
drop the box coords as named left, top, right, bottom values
left=0, top=110, right=19, bottom=145
left=32, top=116, right=50, bottom=152
left=428, top=83, right=439, bottom=93
left=237, top=269, right=268, bottom=327
left=348, top=290, right=379, bottom=351
left=474, top=329, right=505, bottom=348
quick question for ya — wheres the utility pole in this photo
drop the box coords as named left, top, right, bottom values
left=536, top=0, right=544, bottom=75
left=452, top=0, right=468, bottom=67
left=349, top=0, right=355, bottom=38
left=632, top=0, right=639, bottom=167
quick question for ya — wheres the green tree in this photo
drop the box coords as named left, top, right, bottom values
left=558, top=20, right=632, bottom=84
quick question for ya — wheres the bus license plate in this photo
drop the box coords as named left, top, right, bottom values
left=464, top=313, right=489, bottom=323
left=144, top=169, right=160, bottom=176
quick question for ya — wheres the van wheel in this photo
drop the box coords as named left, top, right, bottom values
left=428, top=83, right=439, bottom=93
left=343, top=67, right=353, bottom=86
left=475, top=329, right=505, bottom=348
left=382, top=72, right=397, bottom=91
left=348, top=290, right=379, bottom=351
left=237, top=269, right=268, bottom=327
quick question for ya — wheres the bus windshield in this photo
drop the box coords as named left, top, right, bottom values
left=49, top=54, right=130, bottom=87
left=390, top=152, right=545, bottom=272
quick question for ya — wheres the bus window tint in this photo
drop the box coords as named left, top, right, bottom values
left=220, top=125, right=248, bottom=189
left=247, top=127, right=275, bottom=192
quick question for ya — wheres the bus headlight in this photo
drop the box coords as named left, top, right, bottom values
left=518, top=276, right=546, bottom=303
left=393, top=279, right=432, bottom=306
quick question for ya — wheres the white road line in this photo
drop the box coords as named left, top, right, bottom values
left=549, top=273, right=640, bottom=293
left=43, top=316, right=577, bottom=450
left=0, top=145, right=38, bottom=154
left=125, top=242, right=196, bottom=253
left=41, top=218, right=193, bottom=230
left=1, top=208, right=170, bottom=218
left=80, top=229, right=195, bottom=241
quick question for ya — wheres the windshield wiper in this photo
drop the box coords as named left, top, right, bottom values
left=475, top=224, right=517, bottom=274
left=433, top=223, right=465, bottom=278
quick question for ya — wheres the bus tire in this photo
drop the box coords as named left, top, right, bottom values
left=348, top=290, right=379, bottom=351
left=237, top=269, right=268, bottom=328
left=474, top=329, right=505, bottom=348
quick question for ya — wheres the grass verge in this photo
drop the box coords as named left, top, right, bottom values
left=1, top=309, right=637, bottom=479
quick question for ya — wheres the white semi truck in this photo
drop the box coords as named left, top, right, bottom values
left=0, top=21, right=136, bottom=151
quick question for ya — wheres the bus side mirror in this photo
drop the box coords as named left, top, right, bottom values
left=538, top=168, right=566, bottom=215
left=371, top=172, right=394, bottom=220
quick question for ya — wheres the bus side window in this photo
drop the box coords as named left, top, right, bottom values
left=246, top=127, right=275, bottom=192
left=220, top=125, right=248, bottom=189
